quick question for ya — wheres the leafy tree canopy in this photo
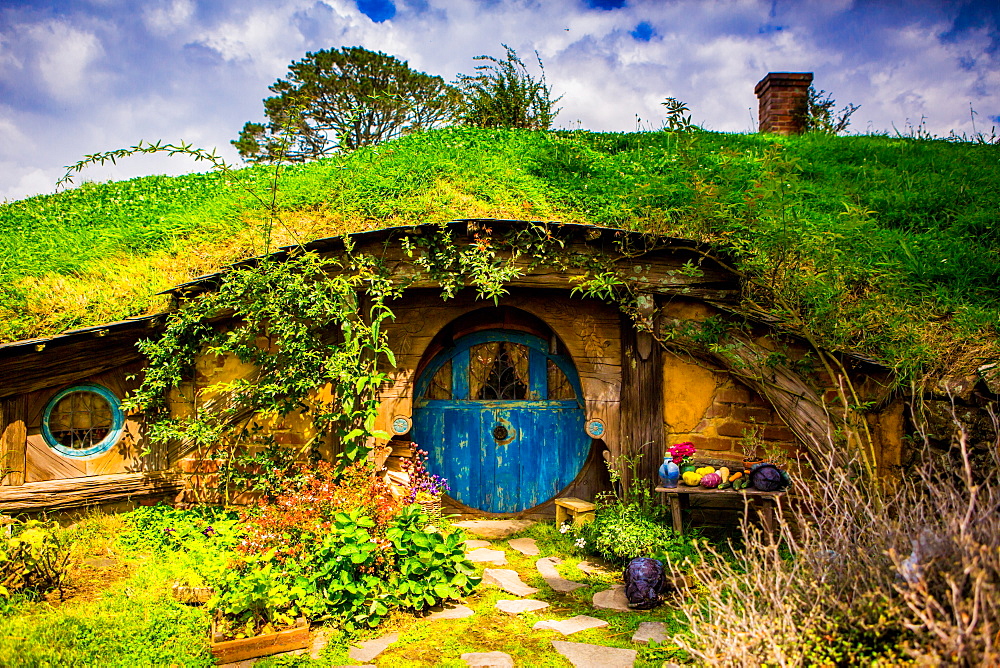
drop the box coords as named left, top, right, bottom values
left=233, top=46, right=460, bottom=162
left=455, top=44, right=561, bottom=130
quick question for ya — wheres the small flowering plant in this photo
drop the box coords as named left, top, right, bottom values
left=668, top=441, right=696, bottom=467
left=400, top=446, right=450, bottom=504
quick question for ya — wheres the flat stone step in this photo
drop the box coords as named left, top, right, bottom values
left=533, top=615, right=608, bottom=636
left=454, top=520, right=535, bottom=539
left=426, top=604, right=475, bottom=621
left=507, top=537, right=539, bottom=556
left=536, top=557, right=586, bottom=593
left=483, top=568, right=539, bottom=597
left=348, top=632, right=398, bottom=663
left=551, top=640, right=637, bottom=668
left=495, top=599, right=550, bottom=615
left=592, top=585, right=630, bottom=612
left=461, top=651, right=514, bottom=667
left=466, top=548, right=508, bottom=565
left=631, top=621, right=667, bottom=644
left=463, top=539, right=491, bottom=550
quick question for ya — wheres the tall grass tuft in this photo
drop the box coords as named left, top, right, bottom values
left=673, top=403, right=1000, bottom=666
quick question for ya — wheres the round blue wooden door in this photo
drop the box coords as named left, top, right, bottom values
left=412, top=330, right=590, bottom=513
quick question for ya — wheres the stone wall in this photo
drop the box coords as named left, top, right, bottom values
left=662, top=354, right=800, bottom=464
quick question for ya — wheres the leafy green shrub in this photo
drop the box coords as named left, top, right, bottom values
left=383, top=505, right=479, bottom=609
left=212, top=505, right=479, bottom=637
left=0, top=519, right=70, bottom=599
left=209, top=463, right=478, bottom=638
left=578, top=501, right=698, bottom=567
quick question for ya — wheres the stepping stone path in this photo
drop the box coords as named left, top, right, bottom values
left=483, top=568, right=539, bottom=596
left=466, top=548, right=508, bottom=565
left=631, top=621, right=667, bottom=644
left=536, top=557, right=586, bottom=593
left=453, top=520, right=535, bottom=539
left=507, top=537, right=539, bottom=556
left=461, top=651, right=515, bottom=667
left=592, top=585, right=631, bottom=612
left=348, top=632, right=398, bottom=663
left=309, top=627, right=329, bottom=659
left=495, top=599, right=550, bottom=615
left=533, top=615, right=608, bottom=636
left=426, top=604, right=475, bottom=621
left=464, top=539, right=492, bottom=550
left=551, top=640, right=637, bottom=668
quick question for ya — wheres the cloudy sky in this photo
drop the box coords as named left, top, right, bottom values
left=1, top=0, right=997, bottom=202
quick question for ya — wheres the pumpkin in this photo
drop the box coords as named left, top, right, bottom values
left=700, top=472, right=722, bottom=488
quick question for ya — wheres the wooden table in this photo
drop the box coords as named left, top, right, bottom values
left=655, top=486, right=786, bottom=538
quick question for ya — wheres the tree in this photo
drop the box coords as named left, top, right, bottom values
left=233, top=47, right=461, bottom=162
left=802, top=86, right=860, bottom=135
left=454, top=44, right=561, bottom=130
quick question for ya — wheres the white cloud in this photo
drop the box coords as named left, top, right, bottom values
left=26, top=20, right=105, bottom=102
left=0, top=165, right=58, bottom=203
left=0, top=0, right=996, bottom=202
left=143, top=0, right=196, bottom=35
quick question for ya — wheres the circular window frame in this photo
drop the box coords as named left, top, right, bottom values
left=41, top=384, right=125, bottom=459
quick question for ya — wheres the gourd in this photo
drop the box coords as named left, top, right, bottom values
left=682, top=471, right=703, bottom=486
left=700, top=472, right=722, bottom=488
left=717, top=467, right=730, bottom=482
left=696, top=466, right=714, bottom=475
left=729, top=471, right=743, bottom=482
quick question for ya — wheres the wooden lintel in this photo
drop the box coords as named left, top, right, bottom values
left=0, top=471, right=183, bottom=513
left=0, top=333, right=146, bottom=400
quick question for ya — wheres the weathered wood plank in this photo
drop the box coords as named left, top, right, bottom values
left=0, top=332, right=147, bottom=400
left=0, top=471, right=183, bottom=513
left=25, top=435, right=86, bottom=483
left=210, top=623, right=310, bottom=664
left=1, top=395, right=28, bottom=485
left=619, top=312, right=665, bottom=492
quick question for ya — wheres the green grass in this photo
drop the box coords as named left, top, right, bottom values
left=2, top=127, right=997, bottom=380
left=0, top=510, right=697, bottom=667
left=0, top=513, right=215, bottom=667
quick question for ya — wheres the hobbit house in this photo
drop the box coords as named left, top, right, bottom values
left=1, top=220, right=907, bottom=517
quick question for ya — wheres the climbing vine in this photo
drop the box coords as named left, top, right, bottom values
left=126, top=250, right=401, bottom=481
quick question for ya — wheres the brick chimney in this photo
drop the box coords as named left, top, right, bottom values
left=754, top=72, right=813, bottom=135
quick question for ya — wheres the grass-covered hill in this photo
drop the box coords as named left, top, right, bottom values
left=2, top=127, right=997, bottom=383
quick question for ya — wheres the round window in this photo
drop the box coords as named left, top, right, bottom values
left=41, top=384, right=125, bottom=458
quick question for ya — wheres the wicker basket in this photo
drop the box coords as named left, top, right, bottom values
left=418, top=495, right=442, bottom=522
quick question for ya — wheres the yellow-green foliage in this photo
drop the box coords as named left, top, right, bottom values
left=1, top=127, right=997, bottom=381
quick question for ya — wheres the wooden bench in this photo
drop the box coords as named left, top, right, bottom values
left=655, top=487, right=786, bottom=539
left=554, top=497, right=596, bottom=527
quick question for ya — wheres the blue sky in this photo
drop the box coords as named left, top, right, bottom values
left=1, top=0, right=997, bottom=201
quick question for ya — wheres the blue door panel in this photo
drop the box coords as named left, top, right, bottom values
left=412, top=331, right=591, bottom=513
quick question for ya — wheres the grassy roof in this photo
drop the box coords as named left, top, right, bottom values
left=2, top=127, right=997, bottom=382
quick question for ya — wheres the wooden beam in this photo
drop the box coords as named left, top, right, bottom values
left=1, top=395, right=27, bottom=486
left=0, top=471, right=183, bottom=513
left=0, top=332, right=147, bottom=400
left=618, top=311, right=665, bottom=492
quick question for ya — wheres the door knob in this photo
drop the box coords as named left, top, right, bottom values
left=492, top=424, right=509, bottom=441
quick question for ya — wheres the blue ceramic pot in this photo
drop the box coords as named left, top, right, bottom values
left=658, top=458, right=680, bottom=488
